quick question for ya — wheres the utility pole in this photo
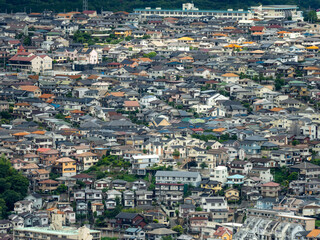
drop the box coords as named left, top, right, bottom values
left=83, top=0, right=88, bottom=12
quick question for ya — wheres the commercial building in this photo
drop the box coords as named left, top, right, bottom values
left=134, top=3, right=252, bottom=20
left=14, top=225, right=100, bottom=240
left=250, top=5, right=303, bottom=21
left=135, top=3, right=304, bottom=22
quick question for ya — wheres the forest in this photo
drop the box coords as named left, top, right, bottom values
left=0, top=0, right=319, bottom=14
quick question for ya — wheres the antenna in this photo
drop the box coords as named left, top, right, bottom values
left=83, top=0, right=88, bottom=12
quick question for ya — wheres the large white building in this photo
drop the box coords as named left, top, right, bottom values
left=14, top=224, right=100, bottom=240
left=135, top=3, right=304, bottom=22
left=134, top=3, right=252, bottom=20
left=250, top=5, right=303, bottom=21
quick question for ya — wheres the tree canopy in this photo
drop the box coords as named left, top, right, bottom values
left=1, top=0, right=318, bottom=16
left=0, top=157, right=29, bottom=218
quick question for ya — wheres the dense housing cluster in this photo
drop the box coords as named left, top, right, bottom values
left=0, top=2, right=320, bottom=240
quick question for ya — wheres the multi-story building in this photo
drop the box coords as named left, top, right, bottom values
left=76, top=152, right=98, bottom=171
left=250, top=5, right=303, bottom=21
left=155, top=171, right=201, bottom=187
left=135, top=3, right=252, bottom=20
left=233, top=216, right=305, bottom=240
left=131, top=154, right=160, bottom=175
left=13, top=225, right=100, bottom=240
left=210, top=166, right=229, bottom=184
left=54, top=157, right=77, bottom=177
left=9, top=51, right=52, bottom=73
left=201, top=197, right=228, bottom=223
left=260, top=182, right=280, bottom=198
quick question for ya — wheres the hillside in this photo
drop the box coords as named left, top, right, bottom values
left=0, top=0, right=319, bottom=14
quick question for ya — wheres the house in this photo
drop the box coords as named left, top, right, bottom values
left=14, top=201, right=33, bottom=214
left=136, top=190, right=153, bottom=206
left=123, top=190, right=135, bottom=208
left=19, top=85, right=42, bottom=98
left=189, top=215, right=208, bottom=235
left=0, top=220, right=12, bottom=234
left=77, top=48, right=98, bottom=64
left=124, top=101, right=140, bottom=111
left=112, top=179, right=128, bottom=190
left=200, top=179, right=222, bottom=193
left=226, top=174, right=245, bottom=185
left=124, top=228, right=145, bottom=240
left=24, top=193, right=43, bottom=210
left=179, top=204, right=196, bottom=218
left=151, top=117, right=171, bottom=127
left=94, top=178, right=112, bottom=190
left=221, top=73, right=239, bottom=83
left=290, top=162, right=320, bottom=179
left=114, top=213, right=147, bottom=229
left=38, top=179, right=59, bottom=192
left=155, top=171, right=202, bottom=187
left=225, top=188, right=240, bottom=201
left=228, top=160, right=253, bottom=175
left=210, top=166, right=229, bottom=184
left=260, top=182, right=280, bottom=198
left=76, top=152, right=98, bottom=171
left=131, top=155, right=160, bottom=175
left=145, top=228, right=178, bottom=240
left=213, top=226, right=233, bottom=240
left=201, top=197, right=228, bottom=223
left=9, top=52, right=52, bottom=73
left=106, top=190, right=122, bottom=201
left=54, top=157, right=77, bottom=177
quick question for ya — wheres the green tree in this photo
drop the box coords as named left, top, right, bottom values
left=0, top=111, right=11, bottom=120
left=275, top=77, right=285, bottom=91
left=2, top=190, right=21, bottom=210
left=7, top=175, right=29, bottom=198
left=175, top=209, right=179, bottom=218
left=200, top=162, right=208, bottom=169
left=288, top=172, right=298, bottom=181
left=0, top=179, right=10, bottom=193
left=143, top=52, right=157, bottom=58
left=66, top=92, right=73, bottom=98
left=292, top=140, right=299, bottom=146
left=96, top=171, right=106, bottom=179
left=56, top=184, right=67, bottom=194
left=23, top=36, right=32, bottom=46
left=0, top=199, right=7, bottom=218
left=311, top=159, right=320, bottom=165
left=162, top=237, right=173, bottom=240
left=305, top=10, right=318, bottom=23
left=76, top=180, right=86, bottom=189
left=172, top=225, right=184, bottom=235
left=195, top=206, right=203, bottom=211
left=173, top=150, right=180, bottom=157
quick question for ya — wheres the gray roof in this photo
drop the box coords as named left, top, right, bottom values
left=155, top=171, right=200, bottom=178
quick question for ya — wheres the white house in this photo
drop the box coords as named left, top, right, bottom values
left=210, top=166, right=229, bottom=184
left=131, top=155, right=160, bottom=175
left=206, top=93, right=229, bottom=106
left=221, top=73, right=240, bottom=83
left=139, top=95, right=158, bottom=108
left=14, top=200, right=33, bottom=214
left=155, top=171, right=202, bottom=187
